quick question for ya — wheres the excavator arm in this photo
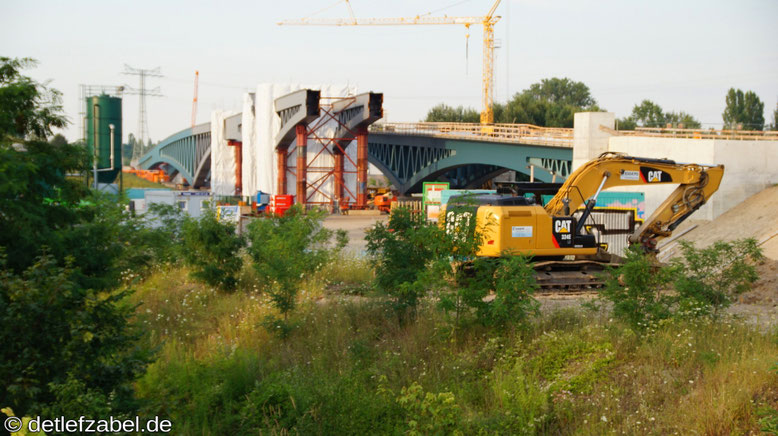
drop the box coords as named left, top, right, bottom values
left=544, top=152, right=724, bottom=252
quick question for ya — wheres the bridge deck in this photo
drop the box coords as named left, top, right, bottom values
left=370, top=122, right=574, bottom=148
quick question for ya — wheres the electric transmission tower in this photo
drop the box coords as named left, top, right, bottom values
left=122, top=65, right=163, bottom=165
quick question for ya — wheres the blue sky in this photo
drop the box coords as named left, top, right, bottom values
left=2, top=0, right=776, bottom=143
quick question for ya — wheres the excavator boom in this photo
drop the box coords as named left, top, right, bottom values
left=543, top=152, right=724, bottom=251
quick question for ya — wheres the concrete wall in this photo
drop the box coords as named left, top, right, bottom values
left=572, top=112, right=778, bottom=221
left=711, top=140, right=778, bottom=218
left=606, top=136, right=778, bottom=221
left=606, top=137, right=717, bottom=220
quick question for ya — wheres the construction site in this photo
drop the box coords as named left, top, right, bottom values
left=4, top=0, right=778, bottom=433
left=60, top=0, right=776, bottom=317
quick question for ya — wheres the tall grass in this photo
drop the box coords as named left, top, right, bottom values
left=131, top=262, right=778, bottom=435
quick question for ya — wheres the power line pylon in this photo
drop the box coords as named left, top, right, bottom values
left=122, top=65, right=163, bottom=164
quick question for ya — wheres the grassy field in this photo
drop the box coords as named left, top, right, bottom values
left=128, top=255, right=778, bottom=435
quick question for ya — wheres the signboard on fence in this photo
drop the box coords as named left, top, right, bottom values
left=422, top=182, right=450, bottom=222
left=216, top=205, right=240, bottom=223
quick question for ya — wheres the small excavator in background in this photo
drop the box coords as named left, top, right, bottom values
left=444, top=152, right=725, bottom=291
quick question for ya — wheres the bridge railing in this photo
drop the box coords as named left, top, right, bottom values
left=370, top=122, right=574, bottom=148
left=608, top=126, right=778, bottom=141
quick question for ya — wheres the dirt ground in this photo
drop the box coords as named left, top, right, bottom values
left=322, top=214, right=388, bottom=253
left=660, top=185, right=778, bottom=261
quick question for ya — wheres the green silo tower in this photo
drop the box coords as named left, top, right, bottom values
left=85, top=95, right=122, bottom=184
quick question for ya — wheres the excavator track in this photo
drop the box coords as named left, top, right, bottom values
left=532, top=260, right=614, bottom=294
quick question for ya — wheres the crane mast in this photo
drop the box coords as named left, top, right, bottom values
left=191, top=70, right=199, bottom=128
left=278, top=0, right=502, bottom=124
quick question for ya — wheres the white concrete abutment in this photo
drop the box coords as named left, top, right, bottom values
left=573, top=112, right=778, bottom=220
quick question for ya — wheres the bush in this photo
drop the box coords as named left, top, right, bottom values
left=596, top=246, right=676, bottom=330
left=139, top=203, right=187, bottom=264
left=671, top=239, right=763, bottom=316
left=366, top=208, right=450, bottom=319
left=396, top=382, right=462, bottom=436
left=247, top=205, right=346, bottom=320
left=0, top=253, right=151, bottom=417
left=0, top=57, right=154, bottom=419
left=181, top=209, right=246, bottom=291
left=596, top=238, right=764, bottom=329
left=489, top=255, right=541, bottom=326
left=368, top=206, right=539, bottom=327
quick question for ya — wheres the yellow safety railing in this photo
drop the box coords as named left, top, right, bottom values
left=370, top=122, right=574, bottom=148
left=614, top=126, right=778, bottom=141
left=372, top=122, right=778, bottom=146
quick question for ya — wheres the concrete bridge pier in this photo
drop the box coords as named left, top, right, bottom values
left=572, top=112, right=615, bottom=171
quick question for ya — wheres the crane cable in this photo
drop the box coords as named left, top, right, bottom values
left=302, top=0, right=348, bottom=20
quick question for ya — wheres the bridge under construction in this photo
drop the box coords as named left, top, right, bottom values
left=138, top=87, right=576, bottom=207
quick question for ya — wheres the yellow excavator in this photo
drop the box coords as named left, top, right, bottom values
left=444, top=152, right=725, bottom=290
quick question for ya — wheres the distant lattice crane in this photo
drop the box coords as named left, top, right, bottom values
left=278, top=0, right=502, bottom=124
left=122, top=65, right=163, bottom=164
left=191, top=70, right=199, bottom=128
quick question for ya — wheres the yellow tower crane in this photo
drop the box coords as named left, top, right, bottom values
left=278, top=0, right=502, bottom=125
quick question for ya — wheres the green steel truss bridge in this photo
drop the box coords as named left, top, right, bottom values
left=137, top=122, right=212, bottom=188
left=138, top=120, right=573, bottom=194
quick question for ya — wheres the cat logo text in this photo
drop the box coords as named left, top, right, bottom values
left=554, top=219, right=572, bottom=234
left=647, top=170, right=663, bottom=183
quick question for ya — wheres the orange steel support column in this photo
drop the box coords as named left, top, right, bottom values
left=227, top=140, right=242, bottom=196
left=277, top=148, right=287, bottom=195
left=356, top=127, right=368, bottom=208
left=296, top=124, right=307, bottom=206
left=334, top=151, right=344, bottom=203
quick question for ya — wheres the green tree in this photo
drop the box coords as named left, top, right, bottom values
left=1, top=253, right=150, bottom=417
left=665, top=110, right=702, bottom=129
left=424, top=104, right=481, bottom=123
left=616, top=116, right=637, bottom=131
left=722, top=88, right=765, bottom=130
left=247, top=205, right=346, bottom=320
left=0, top=137, right=89, bottom=273
left=0, top=57, right=151, bottom=417
left=425, top=77, right=601, bottom=127
left=524, top=77, right=597, bottom=107
left=771, top=102, right=778, bottom=131
left=595, top=246, right=676, bottom=330
left=181, top=210, right=246, bottom=291
left=628, top=100, right=665, bottom=128
left=671, top=239, right=762, bottom=317
left=0, top=57, right=66, bottom=140
left=366, top=208, right=448, bottom=320
left=48, top=133, right=67, bottom=147
left=499, top=77, right=601, bottom=127
left=618, top=100, right=701, bottom=130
